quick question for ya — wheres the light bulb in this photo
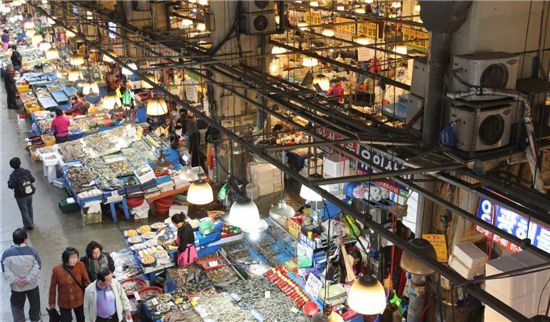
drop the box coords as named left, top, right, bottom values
left=354, top=8, right=366, bottom=14
left=269, top=59, right=280, bottom=76
left=181, top=19, right=193, bottom=27
left=197, top=23, right=206, bottom=31
left=355, top=37, right=371, bottom=45
left=310, top=1, right=319, bottom=7
left=336, top=5, right=345, bottom=11
left=391, top=1, right=401, bottom=9
left=271, top=46, right=287, bottom=55
left=198, top=0, right=208, bottom=5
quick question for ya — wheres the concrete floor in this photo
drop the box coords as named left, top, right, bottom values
left=0, top=85, right=303, bottom=321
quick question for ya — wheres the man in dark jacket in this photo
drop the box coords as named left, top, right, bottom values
left=3, top=65, right=18, bottom=109
left=7, top=157, right=36, bottom=230
left=10, top=45, right=22, bottom=71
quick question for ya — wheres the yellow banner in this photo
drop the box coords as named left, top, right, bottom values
left=335, top=17, right=356, bottom=35
left=304, top=11, right=322, bottom=26
left=422, top=234, right=448, bottom=262
left=357, top=22, right=378, bottom=39
left=402, top=27, right=430, bottom=50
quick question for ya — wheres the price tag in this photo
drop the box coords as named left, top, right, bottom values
left=208, top=260, right=218, bottom=268
left=151, top=298, right=159, bottom=306
left=290, top=307, right=300, bottom=314
left=304, top=274, right=323, bottom=300
left=264, top=291, right=271, bottom=298
left=133, top=292, right=140, bottom=301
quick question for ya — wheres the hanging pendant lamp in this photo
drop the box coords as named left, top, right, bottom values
left=400, top=238, right=436, bottom=276
left=187, top=179, right=214, bottom=205
left=347, top=275, right=387, bottom=315
left=146, top=98, right=168, bottom=116
left=45, top=48, right=59, bottom=60
left=31, top=34, right=43, bottom=45
left=103, top=51, right=116, bottom=63
left=321, top=28, right=335, bottom=37
left=300, top=182, right=323, bottom=202
left=69, top=54, right=84, bottom=66
left=122, top=63, right=137, bottom=76
left=227, top=198, right=268, bottom=241
left=82, top=82, right=92, bottom=95
left=312, top=305, right=344, bottom=322
left=302, top=57, right=318, bottom=67
left=313, top=74, right=330, bottom=91
left=102, top=94, right=117, bottom=110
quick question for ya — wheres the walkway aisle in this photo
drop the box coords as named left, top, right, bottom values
left=0, top=86, right=133, bottom=321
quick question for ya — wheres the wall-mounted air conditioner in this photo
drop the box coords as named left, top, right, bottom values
left=240, top=1, right=276, bottom=35
left=451, top=52, right=519, bottom=101
left=449, top=100, right=518, bottom=152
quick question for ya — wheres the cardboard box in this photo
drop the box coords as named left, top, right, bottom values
left=449, top=255, right=484, bottom=280
left=485, top=251, right=550, bottom=301
left=452, top=242, right=488, bottom=270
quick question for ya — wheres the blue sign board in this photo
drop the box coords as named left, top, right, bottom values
left=476, top=197, right=550, bottom=254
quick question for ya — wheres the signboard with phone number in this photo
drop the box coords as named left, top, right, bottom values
left=475, top=197, right=550, bottom=254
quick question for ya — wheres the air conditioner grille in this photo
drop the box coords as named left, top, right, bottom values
left=254, top=0, right=269, bottom=10
left=480, top=63, right=508, bottom=89
left=478, top=114, right=505, bottom=145
left=254, top=15, right=269, bottom=31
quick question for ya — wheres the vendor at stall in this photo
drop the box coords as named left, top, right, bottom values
left=10, top=45, right=22, bottom=71
left=327, top=78, right=344, bottom=104
left=165, top=213, right=198, bottom=267
left=50, top=108, right=70, bottom=143
left=66, top=96, right=88, bottom=116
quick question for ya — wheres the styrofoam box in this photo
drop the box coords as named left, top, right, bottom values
left=485, top=251, right=550, bottom=300
left=452, top=242, right=488, bottom=269
left=449, top=255, right=484, bottom=280
left=484, top=286, right=550, bottom=322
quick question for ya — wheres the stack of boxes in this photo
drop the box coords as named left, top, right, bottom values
left=484, top=251, right=550, bottom=321
left=448, top=242, right=488, bottom=279
left=322, top=155, right=350, bottom=193
left=249, top=162, right=283, bottom=197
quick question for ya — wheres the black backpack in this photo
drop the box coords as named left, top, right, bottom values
left=17, top=174, right=35, bottom=196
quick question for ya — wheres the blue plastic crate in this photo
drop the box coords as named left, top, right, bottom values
left=194, top=229, right=222, bottom=248
left=197, top=244, right=220, bottom=258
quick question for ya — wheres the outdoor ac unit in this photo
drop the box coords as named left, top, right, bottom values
left=449, top=100, right=517, bottom=152
left=452, top=52, right=519, bottom=101
left=240, top=1, right=276, bottom=35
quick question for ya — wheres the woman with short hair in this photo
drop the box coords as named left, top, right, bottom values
left=80, top=241, right=115, bottom=281
left=48, top=247, right=90, bottom=322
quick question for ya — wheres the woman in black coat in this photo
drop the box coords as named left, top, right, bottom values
left=80, top=241, right=115, bottom=281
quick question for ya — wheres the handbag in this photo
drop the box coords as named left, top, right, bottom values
left=63, top=267, right=85, bottom=292
left=46, top=308, right=60, bottom=322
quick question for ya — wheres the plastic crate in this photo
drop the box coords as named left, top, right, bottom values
left=16, top=84, right=30, bottom=93
left=197, top=257, right=224, bottom=271
left=197, top=245, right=220, bottom=258
left=58, top=198, right=80, bottom=213
left=41, top=134, right=56, bottom=146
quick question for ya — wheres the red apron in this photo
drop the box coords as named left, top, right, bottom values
left=175, top=238, right=198, bottom=267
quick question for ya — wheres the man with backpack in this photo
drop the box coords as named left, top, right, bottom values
left=7, top=157, right=36, bottom=230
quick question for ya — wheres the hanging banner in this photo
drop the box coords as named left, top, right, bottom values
left=357, top=22, right=379, bottom=40
left=335, top=17, right=356, bottom=36
left=475, top=197, right=550, bottom=253
left=304, top=11, right=322, bottom=26
left=314, top=127, right=409, bottom=198
left=402, top=27, right=430, bottom=51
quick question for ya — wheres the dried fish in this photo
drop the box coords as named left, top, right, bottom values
left=58, top=140, right=87, bottom=161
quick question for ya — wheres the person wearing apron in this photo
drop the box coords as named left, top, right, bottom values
left=171, top=213, right=198, bottom=267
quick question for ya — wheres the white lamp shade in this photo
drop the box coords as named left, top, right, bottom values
left=302, top=57, right=318, bottom=67
left=82, top=82, right=91, bottom=95
left=70, top=54, right=84, bottom=66
left=68, top=70, right=82, bottom=82
left=90, top=82, right=100, bottom=94
left=39, top=42, right=52, bottom=51
left=300, top=184, right=323, bottom=202
left=395, top=46, right=407, bottom=55
left=198, top=0, right=208, bottom=5
left=181, top=19, right=193, bottom=27
left=228, top=199, right=260, bottom=226
left=322, top=28, right=335, bottom=37
left=310, top=1, right=319, bottom=7
left=103, top=51, right=115, bottom=63
left=146, top=98, right=168, bottom=116
left=197, top=23, right=206, bottom=32
left=31, top=34, right=43, bottom=45
left=47, top=17, right=55, bottom=25
left=355, top=37, right=371, bottom=45
left=313, top=74, right=330, bottom=91
left=391, top=1, right=401, bottom=9
left=25, top=29, right=35, bottom=37
left=269, top=199, right=295, bottom=219
left=102, top=94, right=117, bottom=110
left=271, top=46, right=287, bottom=55
left=187, top=181, right=213, bottom=205
left=45, top=48, right=59, bottom=59
left=336, top=5, right=345, bottom=11
left=66, top=30, right=76, bottom=38
left=347, top=275, right=387, bottom=315
left=141, top=75, right=156, bottom=89
left=122, top=63, right=137, bottom=75
left=297, top=22, right=308, bottom=30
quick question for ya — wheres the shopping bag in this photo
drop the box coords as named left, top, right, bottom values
left=47, top=308, right=60, bottom=322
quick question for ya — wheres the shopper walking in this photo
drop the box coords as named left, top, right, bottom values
left=80, top=241, right=115, bottom=282
left=2, top=29, right=10, bottom=50
left=166, top=213, right=198, bottom=267
left=11, top=45, right=22, bottom=71
left=50, top=108, right=71, bottom=143
left=8, top=157, right=36, bottom=230
left=49, top=247, right=91, bottom=322
left=1, top=228, right=42, bottom=322
left=83, top=267, right=132, bottom=322
left=3, top=64, right=18, bottom=109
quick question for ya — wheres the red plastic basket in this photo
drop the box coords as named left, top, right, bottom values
left=198, top=257, right=225, bottom=271
left=121, top=278, right=147, bottom=297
